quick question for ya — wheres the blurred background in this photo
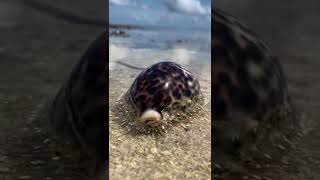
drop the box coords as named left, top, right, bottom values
left=0, top=0, right=106, bottom=179
left=215, top=1, right=320, bottom=179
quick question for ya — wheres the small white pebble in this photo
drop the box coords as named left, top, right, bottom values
left=43, top=138, right=50, bottom=144
left=150, top=148, right=157, bottom=154
left=146, top=154, right=153, bottom=159
left=263, top=153, right=272, bottom=160
left=0, top=156, right=7, bottom=162
left=162, top=151, right=171, bottom=156
left=52, top=156, right=60, bottom=161
left=30, top=160, right=45, bottom=165
left=277, top=144, right=286, bottom=150
left=19, top=176, right=32, bottom=179
left=281, top=159, right=289, bottom=165
left=251, top=174, right=261, bottom=179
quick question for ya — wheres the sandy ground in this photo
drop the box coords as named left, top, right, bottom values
left=109, top=46, right=211, bottom=179
left=215, top=1, right=320, bottom=179
left=0, top=0, right=105, bottom=179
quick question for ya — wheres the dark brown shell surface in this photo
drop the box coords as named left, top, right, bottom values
left=49, top=32, right=107, bottom=176
left=127, top=61, right=202, bottom=117
left=212, top=6, right=299, bottom=167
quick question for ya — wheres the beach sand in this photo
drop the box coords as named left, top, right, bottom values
left=109, top=45, right=211, bottom=180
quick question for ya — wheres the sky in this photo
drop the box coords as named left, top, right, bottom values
left=109, top=0, right=211, bottom=29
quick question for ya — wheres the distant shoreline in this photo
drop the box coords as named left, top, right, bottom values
left=109, top=24, right=145, bottom=30
left=109, top=23, right=210, bottom=32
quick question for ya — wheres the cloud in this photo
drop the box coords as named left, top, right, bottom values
left=163, top=0, right=208, bottom=15
left=110, top=0, right=130, bottom=5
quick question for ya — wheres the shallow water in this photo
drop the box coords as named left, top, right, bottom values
left=110, top=28, right=211, bottom=53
